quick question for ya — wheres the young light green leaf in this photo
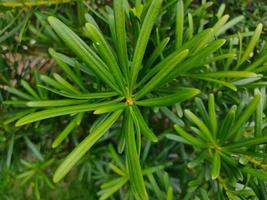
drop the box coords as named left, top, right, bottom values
left=212, top=15, right=229, bottom=35
left=136, top=88, right=200, bottom=107
left=215, top=15, right=244, bottom=36
left=53, top=110, right=122, bottom=182
left=211, top=151, right=221, bottom=180
left=175, top=0, right=184, bottom=49
left=130, top=0, right=163, bottom=89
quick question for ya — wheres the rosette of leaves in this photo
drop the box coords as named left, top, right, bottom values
left=3, top=0, right=264, bottom=199
left=172, top=92, right=267, bottom=199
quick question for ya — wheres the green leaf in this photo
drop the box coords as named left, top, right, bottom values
left=15, top=101, right=119, bottom=126
left=192, top=71, right=258, bottom=78
left=212, top=15, right=229, bottom=35
left=208, top=94, right=217, bottom=136
left=238, top=23, right=263, bottom=66
left=145, top=37, right=170, bottom=69
left=84, top=23, right=126, bottom=92
left=174, top=125, right=206, bottom=148
left=242, top=166, right=267, bottom=181
left=125, top=108, right=148, bottom=200
left=136, top=88, right=200, bottom=107
left=53, top=73, right=81, bottom=94
left=223, top=134, right=267, bottom=151
left=218, top=105, right=236, bottom=140
left=53, top=110, right=122, bottom=182
left=114, top=0, right=129, bottom=78
left=135, top=49, right=189, bottom=99
left=26, top=99, right=89, bottom=107
left=37, top=85, right=118, bottom=99
left=6, top=87, right=33, bottom=100
left=137, top=49, right=189, bottom=90
left=48, top=48, right=86, bottom=91
left=215, top=15, right=244, bottom=36
left=228, top=94, right=261, bottom=140
left=184, top=109, right=215, bottom=143
left=130, top=0, right=163, bottom=89
left=211, top=151, right=221, bottom=180
left=52, top=113, right=84, bottom=148
left=132, top=106, right=158, bottom=142
left=21, top=80, right=39, bottom=99
left=175, top=0, right=184, bottom=49
left=47, top=16, right=121, bottom=93
left=93, top=103, right=127, bottom=114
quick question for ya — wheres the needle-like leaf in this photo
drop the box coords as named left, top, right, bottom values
left=53, top=110, right=122, bottom=182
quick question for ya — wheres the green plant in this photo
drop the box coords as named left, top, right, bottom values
left=1, top=0, right=267, bottom=199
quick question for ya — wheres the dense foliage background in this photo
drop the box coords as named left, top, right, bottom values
left=1, top=0, right=267, bottom=199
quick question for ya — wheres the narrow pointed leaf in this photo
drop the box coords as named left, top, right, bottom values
left=26, top=99, right=88, bottom=107
left=174, top=125, right=206, bottom=148
left=135, top=49, right=189, bottom=99
left=53, top=110, right=122, bottom=182
left=211, top=151, right=221, bottom=180
left=136, top=88, right=200, bottom=107
left=130, top=0, right=163, bottom=88
left=208, top=94, right=217, bottom=136
left=175, top=0, right=184, bottom=49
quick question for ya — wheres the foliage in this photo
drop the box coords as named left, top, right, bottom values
left=0, top=0, right=267, bottom=199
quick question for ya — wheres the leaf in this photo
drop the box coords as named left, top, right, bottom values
left=125, top=108, right=148, bottom=200
left=132, top=106, right=158, bottom=142
left=47, top=16, right=121, bottom=93
left=130, top=0, right=163, bottom=89
left=184, top=109, right=215, bottom=143
left=114, top=0, right=129, bottom=78
left=136, top=88, right=200, bottom=107
left=37, top=85, right=118, bottom=99
left=145, top=37, right=170, bottom=69
left=48, top=48, right=86, bottom=91
left=238, top=23, right=263, bottom=66
left=93, top=103, right=127, bottom=114
left=215, top=15, right=244, bottom=36
left=212, top=15, right=229, bottom=35
left=223, top=134, right=267, bottom=151
left=228, top=94, right=261, bottom=140
left=21, top=80, right=39, bottom=99
left=242, top=167, right=267, bottom=181
left=53, top=110, right=122, bottom=182
left=175, top=0, right=184, bottom=49
left=137, top=49, right=189, bottom=90
left=53, top=73, right=81, bottom=94
left=26, top=99, right=89, bottom=107
left=192, top=71, right=258, bottom=78
left=211, top=151, right=221, bottom=180
left=135, top=49, right=189, bottom=99
left=218, top=105, right=236, bottom=140
left=15, top=101, right=119, bottom=126
left=52, top=113, right=84, bottom=148
left=24, top=136, right=44, bottom=162
left=174, top=125, right=206, bottom=148
left=84, top=23, right=126, bottom=92
left=208, top=94, right=217, bottom=136
left=6, top=87, right=33, bottom=100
